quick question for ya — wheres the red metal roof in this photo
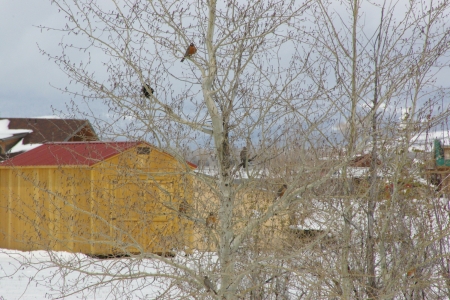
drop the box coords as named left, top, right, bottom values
left=1, top=141, right=142, bottom=167
left=1, top=141, right=197, bottom=168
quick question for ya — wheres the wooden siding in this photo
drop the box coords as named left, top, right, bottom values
left=0, top=144, right=194, bottom=255
left=191, top=178, right=292, bottom=252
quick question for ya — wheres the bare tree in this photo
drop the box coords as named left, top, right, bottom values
left=295, top=0, right=450, bottom=299
left=3, top=0, right=450, bottom=299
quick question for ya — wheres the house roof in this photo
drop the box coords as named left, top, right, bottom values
left=0, top=120, right=31, bottom=140
left=1, top=141, right=197, bottom=168
left=1, top=141, right=141, bottom=167
left=350, top=153, right=382, bottom=167
left=0, top=118, right=98, bottom=144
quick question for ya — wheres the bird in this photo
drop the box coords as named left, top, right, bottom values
left=141, top=84, right=154, bottom=98
left=203, top=276, right=218, bottom=295
left=206, top=212, right=217, bottom=229
left=181, top=43, right=197, bottom=62
left=407, top=268, right=416, bottom=278
left=179, top=199, right=189, bottom=215
left=275, top=184, right=288, bottom=200
left=240, top=147, right=248, bottom=168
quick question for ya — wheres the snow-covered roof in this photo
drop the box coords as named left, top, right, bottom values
left=411, top=130, right=450, bottom=151
left=7, top=138, right=41, bottom=154
left=0, top=118, right=100, bottom=162
left=289, top=219, right=327, bottom=231
left=34, top=115, right=62, bottom=119
left=194, top=165, right=269, bottom=179
left=0, top=119, right=32, bottom=140
left=331, top=167, right=386, bottom=178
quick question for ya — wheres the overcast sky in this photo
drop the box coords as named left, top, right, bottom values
left=2, top=1, right=449, bottom=125
left=0, top=1, right=73, bottom=118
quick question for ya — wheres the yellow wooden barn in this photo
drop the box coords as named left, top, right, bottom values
left=0, top=141, right=195, bottom=256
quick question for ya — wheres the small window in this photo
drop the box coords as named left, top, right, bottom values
left=444, top=149, right=450, bottom=160
left=137, top=147, right=151, bottom=155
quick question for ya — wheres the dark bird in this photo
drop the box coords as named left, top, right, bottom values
left=181, top=43, right=197, bottom=62
left=179, top=199, right=189, bottom=215
left=275, top=184, right=288, bottom=200
left=203, top=276, right=218, bottom=295
left=206, top=212, right=217, bottom=229
left=240, top=147, right=248, bottom=168
left=141, top=84, right=154, bottom=98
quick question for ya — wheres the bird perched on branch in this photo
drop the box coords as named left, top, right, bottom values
left=203, top=276, right=218, bottom=295
left=240, top=147, right=248, bottom=168
left=407, top=268, right=416, bottom=278
left=206, top=212, right=217, bottom=229
left=179, top=199, right=189, bottom=215
left=181, top=43, right=197, bottom=62
left=275, top=184, right=288, bottom=200
left=141, top=84, right=154, bottom=98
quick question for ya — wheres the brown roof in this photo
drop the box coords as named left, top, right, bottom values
left=350, top=153, right=382, bottom=167
left=0, top=118, right=98, bottom=144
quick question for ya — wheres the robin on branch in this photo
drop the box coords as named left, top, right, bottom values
left=203, top=276, right=218, bottom=295
left=407, top=268, right=416, bottom=278
left=141, top=84, right=154, bottom=98
left=240, top=147, right=248, bottom=168
left=179, top=199, right=189, bottom=215
left=275, top=184, right=288, bottom=200
left=181, top=43, right=197, bottom=62
left=206, top=212, right=217, bottom=228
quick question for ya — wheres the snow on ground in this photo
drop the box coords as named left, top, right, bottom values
left=0, top=250, right=173, bottom=299
left=0, top=249, right=219, bottom=300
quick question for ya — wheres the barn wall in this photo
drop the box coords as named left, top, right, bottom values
left=0, top=166, right=91, bottom=252
left=89, top=147, right=195, bottom=255
left=191, top=178, right=291, bottom=252
left=0, top=145, right=194, bottom=256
